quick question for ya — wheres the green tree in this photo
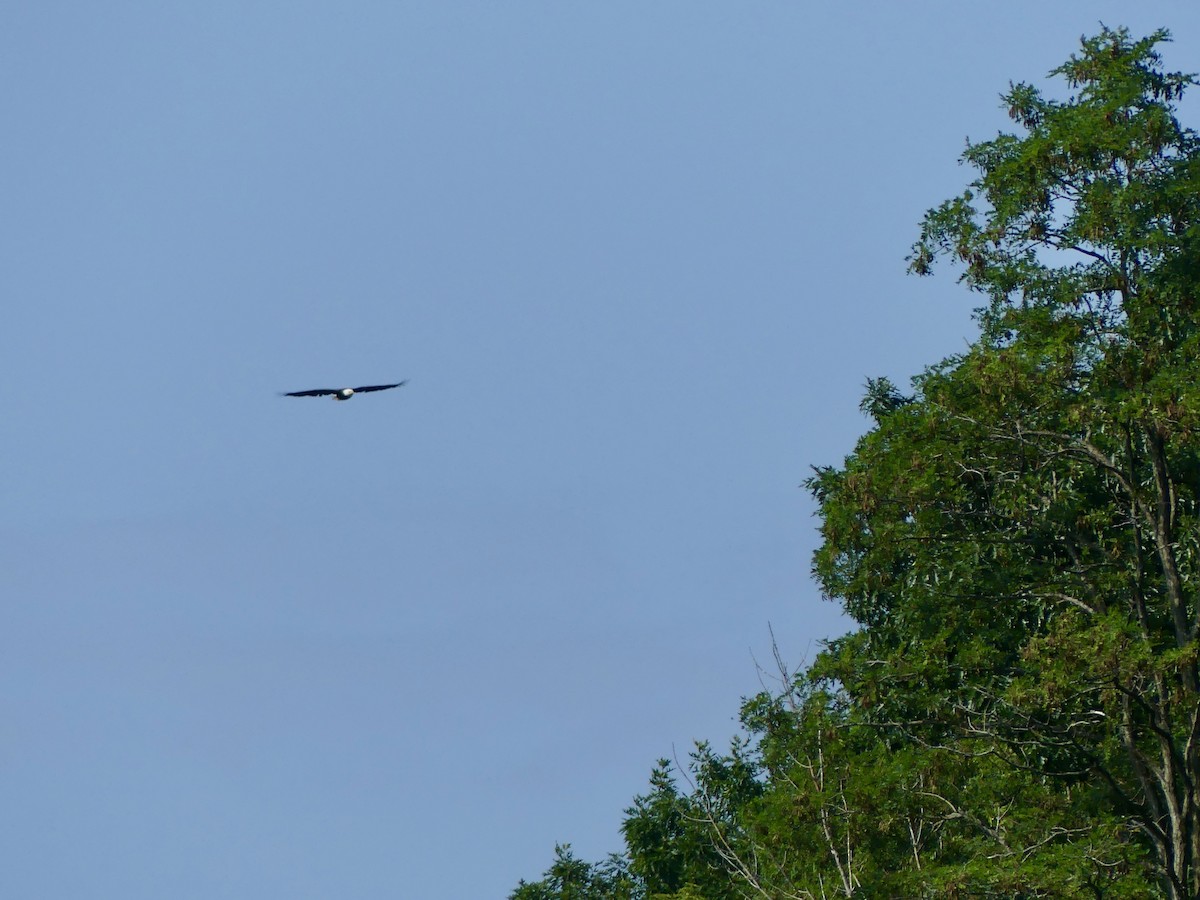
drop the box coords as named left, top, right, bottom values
left=510, top=844, right=638, bottom=900
left=511, top=26, right=1195, bottom=899
left=736, top=667, right=1151, bottom=898
left=812, top=25, right=1200, bottom=898
left=622, top=755, right=759, bottom=899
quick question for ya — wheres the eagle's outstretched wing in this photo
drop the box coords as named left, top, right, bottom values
left=352, top=381, right=408, bottom=393
left=282, top=388, right=339, bottom=397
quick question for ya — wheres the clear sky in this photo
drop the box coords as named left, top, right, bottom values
left=3, top=3, right=1199, bottom=897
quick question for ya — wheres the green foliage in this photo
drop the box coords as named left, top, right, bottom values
left=622, top=756, right=755, bottom=899
left=818, top=24, right=1200, bottom=898
left=510, top=845, right=638, bottom=900
left=514, top=26, right=1198, bottom=900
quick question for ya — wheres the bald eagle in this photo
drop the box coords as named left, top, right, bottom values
left=282, top=381, right=408, bottom=401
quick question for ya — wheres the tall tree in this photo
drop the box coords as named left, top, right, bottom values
left=512, top=26, right=1197, bottom=899
left=812, top=26, right=1200, bottom=898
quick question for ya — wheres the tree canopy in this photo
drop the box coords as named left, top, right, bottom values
left=513, top=26, right=1200, bottom=899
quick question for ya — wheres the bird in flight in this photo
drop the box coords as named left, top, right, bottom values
left=282, top=380, right=408, bottom=401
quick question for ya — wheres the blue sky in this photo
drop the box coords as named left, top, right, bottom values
left=3, top=3, right=1199, bottom=897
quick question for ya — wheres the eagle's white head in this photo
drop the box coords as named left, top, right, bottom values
left=335, top=388, right=355, bottom=401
